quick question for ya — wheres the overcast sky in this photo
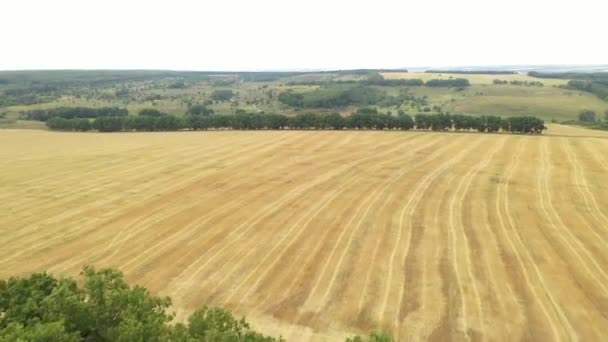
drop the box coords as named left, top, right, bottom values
left=1, top=0, right=606, bottom=71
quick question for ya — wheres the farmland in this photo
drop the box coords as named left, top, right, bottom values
left=1, top=127, right=608, bottom=340
left=1, top=70, right=607, bottom=128
left=381, top=72, right=608, bottom=121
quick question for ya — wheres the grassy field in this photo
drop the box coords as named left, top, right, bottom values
left=382, top=72, right=608, bottom=121
left=1, top=128, right=608, bottom=340
left=381, top=71, right=569, bottom=86
left=0, top=118, right=46, bottom=129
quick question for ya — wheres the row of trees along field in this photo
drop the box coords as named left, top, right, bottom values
left=493, top=79, right=544, bottom=87
left=0, top=267, right=390, bottom=341
left=46, top=109, right=546, bottom=134
left=425, top=70, right=517, bottom=75
left=22, top=107, right=128, bottom=121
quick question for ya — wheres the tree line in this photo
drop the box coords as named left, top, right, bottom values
left=426, top=70, right=517, bottom=75
left=529, top=71, right=608, bottom=100
left=361, top=78, right=425, bottom=87
left=22, top=106, right=128, bottom=121
left=425, top=78, right=470, bottom=87
left=278, top=80, right=469, bottom=109
left=360, top=76, right=470, bottom=88
left=576, top=109, right=608, bottom=130
left=567, top=80, right=608, bottom=101
left=0, top=266, right=390, bottom=341
left=47, top=110, right=546, bottom=134
left=493, top=79, right=544, bottom=87
left=278, top=85, right=385, bottom=108
left=285, top=78, right=424, bottom=87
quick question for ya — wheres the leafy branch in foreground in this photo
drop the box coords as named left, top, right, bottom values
left=0, top=266, right=280, bottom=341
left=0, top=267, right=393, bottom=341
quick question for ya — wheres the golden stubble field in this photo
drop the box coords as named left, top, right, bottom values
left=1, top=126, right=608, bottom=341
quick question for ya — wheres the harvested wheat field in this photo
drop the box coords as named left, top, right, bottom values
left=1, top=126, right=608, bottom=341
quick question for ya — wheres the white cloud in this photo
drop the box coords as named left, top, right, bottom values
left=1, top=0, right=606, bottom=70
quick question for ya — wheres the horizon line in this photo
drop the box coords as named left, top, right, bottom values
left=1, top=63, right=608, bottom=73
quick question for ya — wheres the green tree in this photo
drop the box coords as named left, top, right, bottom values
left=0, top=321, right=79, bottom=342
left=211, top=90, right=234, bottom=102
left=93, top=117, right=124, bottom=132
left=1, top=267, right=284, bottom=341
left=324, top=113, right=345, bottom=130
left=139, top=108, right=166, bottom=117
left=578, top=110, right=597, bottom=123
left=397, top=114, right=414, bottom=130
left=187, top=104, right=214, bottom=116
left=425, top=78, right=470, bottom=87
left=346, top=331, right=394, bottom=342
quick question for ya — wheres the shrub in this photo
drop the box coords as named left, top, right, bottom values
left=578, top=110, right=597, bottom=123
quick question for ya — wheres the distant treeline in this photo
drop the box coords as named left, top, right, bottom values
left=493, top=79, right=544, bottom=87
left=425, top=78, right=470, bottom=87
left=567, top=80, right=608, bottom=100
left=0, top=69, right=407, bottom=86
left=362, top=78, right=425, bottom=87
left=278, top=86, right=385, bottom=108
left=0, top=69, right=411, bottom=107
left=426, top=70, right=517, bottom=75
left=528, top=71, right=608, bottom=82
left=0, top=84, right=62, bottom=107
left=22, top=107, right=128, bottom=121
left=286, top=78, right=467, bottom=88
left=278, top=80, right=468, bottom=108
left=46, top=111, right=545, bottom=134
left=529, top=71, right=608, bottom=100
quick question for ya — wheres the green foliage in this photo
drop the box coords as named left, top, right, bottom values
left=23, top=107, right=128, bottom=121
left=425, top=78, right=470, bottom=87
left=278, top=85, right=385, bottom=108
left=578, top=110, right=597, bottom=122
left=93, top=116, right=127, bottom=132
left=493, top=79, right=509, bottom=85
left=504, top=116, right=546, bottom=133
left=139, top=108, right=167, bottom=117
left=414, top=113, right=452, bottom=131
left=0, top=267, right=281, bottom=342
left=529, top=72, right=608, bottom=100
left=360, top=74, right=423, bottom=87
left=0, top=321, right=79, bottom=342
left=47, top=112, right=545, bottom=134
left=570, top=79, right=608, bottom=100
left=357, top=107, right=378, bottom=115
left=46, top=117, right=92, bottom=131
left=168, top=81, right=187, bottom=89
left=0, top=272, right=58, bottom=328
left=324, top=112, right=346, bottom=130
left=414, top=113, right=544, bottom=133
left=346, top=331, right=394, bottom=342
left=0, top=85, right=61, bottom=107
left=493, top=79, right=543, bottom=87
left=187, top=104, right=214, bottom=116
left=211, top=90, right=235, bottom=102
left=185, top=306, right=278, bottom=341
left=426, top=70, right=516, bottom=75
left=54, top=115, right=186, bottom=132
